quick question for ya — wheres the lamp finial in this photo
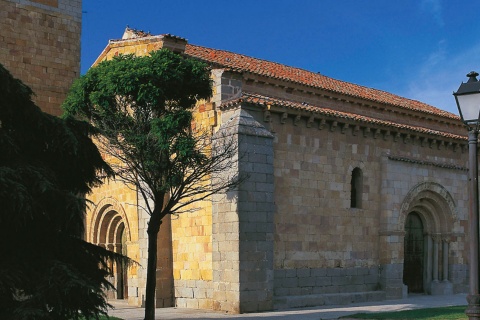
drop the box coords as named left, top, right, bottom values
left=467, top=71, right=479, bottom=83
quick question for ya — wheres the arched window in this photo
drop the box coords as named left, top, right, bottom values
left=350, top=167, right=363, bottom=208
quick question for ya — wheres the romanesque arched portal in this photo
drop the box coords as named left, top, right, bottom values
left=89, top=197, right=132, bottom=299
left=399, top=182, right=458, bottom=295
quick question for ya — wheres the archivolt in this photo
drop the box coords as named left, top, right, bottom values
left=89, top=197, right=131, bottom=247
left=398, top=182, right=458, bottom=234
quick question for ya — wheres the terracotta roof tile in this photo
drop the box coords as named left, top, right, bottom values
left=184, top=44, right=458, bottom=121
left=221, top=92, right=465, bottom=141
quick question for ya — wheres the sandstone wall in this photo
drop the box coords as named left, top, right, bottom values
left=0, top=0, right=82, bottom=115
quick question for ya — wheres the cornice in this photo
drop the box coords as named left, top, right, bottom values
left=220, top=92, right=468, bottom=155
left=387, top=155, right=467, bottom=171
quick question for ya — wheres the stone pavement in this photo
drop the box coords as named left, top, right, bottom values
left=108, top=293, right=468, bottom=319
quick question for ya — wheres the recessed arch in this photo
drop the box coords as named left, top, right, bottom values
left=89, top=197, right=132, bottom=246
left=88, top=197, right=131, bottom=300
left=398, top=182, right=458, bottom=235
left=399, top=181, right=457, bottom=295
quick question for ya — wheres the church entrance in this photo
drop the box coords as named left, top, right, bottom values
left=403, top=212, right=424, bottom=293
left=115, top=224, right=128, bottom=299
left=89, top=199, right=132, bottom=300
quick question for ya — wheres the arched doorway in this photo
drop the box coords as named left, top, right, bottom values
left=403, top=212, right=424, bottom=293
left=89, top=198, right=132, bottom=300
left=399, top=182, right=458, bottom=296
left=115, top=223, right=128, bottom=299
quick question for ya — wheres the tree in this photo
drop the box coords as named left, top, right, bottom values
left=62, top=49, right=242, bottom=320
left=0, top=64, right=129, bottom=319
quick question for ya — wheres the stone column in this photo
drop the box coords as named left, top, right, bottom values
left=433, top=236, right=439, bottom=282
left=431, top=235, right=453, bottom=295
left=212, top=108, right=274, bottom=313
left=442, top=239, right=449, bottom=282
left=424, top=235, right=433, bottom=294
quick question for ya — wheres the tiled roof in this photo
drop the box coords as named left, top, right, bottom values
left=184, top=44, right=458, bottom=121
left=221, top=92, right=464, bottom=141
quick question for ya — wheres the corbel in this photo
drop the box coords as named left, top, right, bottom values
left=263, top=105, right=271, bottom=123
left=281, top=112, right=288, bottom=124
left=352, top=125, right=360, bottom=136
left=341, top=123, right=349, bottom=134
left=373, top=128, right=380, bottom=139
left=307, top=115, right=315, bottom=128
left=318, top=118, right=326, bottom=130
left=452, top=143, right=459, bottom=152
left=294, top=115, right=301, bottom=126
left=394, top=132, right=401, bottom=142
left=330, top=121, right=338, bottom=132
left=363, top=127, right=370, bottom=138
left=421, top=137, right=428, bottom=147
left=413, top=135, right=420, bottom=145
left=438, top=141, right=445, bottom=150
left=403, top=134, right=411, bottom=144
left=430, top=139, right=436, bottom=149
left=384, top=130, right=391, bottom=141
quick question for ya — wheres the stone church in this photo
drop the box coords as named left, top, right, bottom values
left=85, top=27, right=470, bottom=313
left=4, top=0, right=470, bottom=315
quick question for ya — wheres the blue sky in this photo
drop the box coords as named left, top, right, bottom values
left=81, top=0, right=480, bottom=115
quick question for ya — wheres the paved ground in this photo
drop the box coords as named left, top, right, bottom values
left=108, top=293, right=468, bottom=319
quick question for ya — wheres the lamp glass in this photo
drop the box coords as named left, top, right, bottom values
left=456, top=92, right=480, bottom=124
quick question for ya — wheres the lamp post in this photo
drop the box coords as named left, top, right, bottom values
left=454, top=71, right=480, bottom=320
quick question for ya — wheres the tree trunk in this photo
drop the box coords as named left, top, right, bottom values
left=144, top=218, right=162, bottom=320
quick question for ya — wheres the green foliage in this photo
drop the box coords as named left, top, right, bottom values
left=343, top=305, right=467, bottom=319
left=62, top=49, right=213, bottom=206
left=0, top=64, right=126, bottom=319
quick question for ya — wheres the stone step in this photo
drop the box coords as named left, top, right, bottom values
left=274, top=291, right=386, bottom=309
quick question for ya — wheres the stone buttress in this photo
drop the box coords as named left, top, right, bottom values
left=211, top=108, right=275, bottom=313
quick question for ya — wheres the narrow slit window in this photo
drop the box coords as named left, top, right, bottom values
left=351, top=167, right=363, bottom=208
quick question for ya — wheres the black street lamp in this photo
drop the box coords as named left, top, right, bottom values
left=454, top=71, right=480, bottom=320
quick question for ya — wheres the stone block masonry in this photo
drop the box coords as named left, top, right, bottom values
left=0, top=0, right=82, bottom=116
left=273, top=267, right=384, bottom=309
left=212, top=108, right=275, bottom=313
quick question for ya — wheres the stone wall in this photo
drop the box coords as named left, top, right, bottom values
left=274, top=267, right=383, bottom=308
left=211, top=108, right=275, bottom=313
left=0, top=0, right=82, bottom=115
left=269, top=108, right=381, bottom=271
left=169, top=99, right=217, bottom=309
left=233, top=77, right=469, bottom=307
left=171, top=200, right=214, bottom=309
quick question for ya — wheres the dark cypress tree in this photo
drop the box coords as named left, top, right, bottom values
left=0, top=64, right=127, bottom=319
